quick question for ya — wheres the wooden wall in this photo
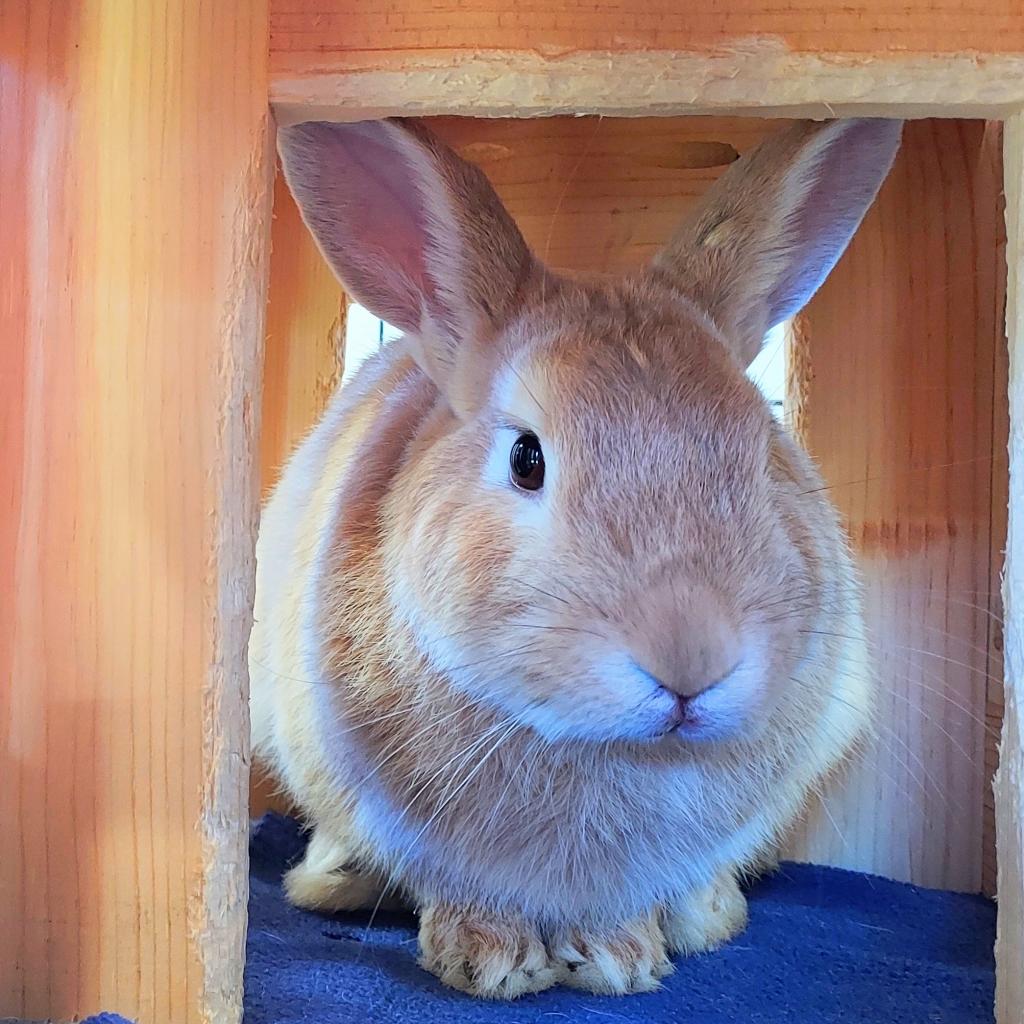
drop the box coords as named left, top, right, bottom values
left=783, top=120, right=1007, bottom=893
left=0, top=3, right=272, bottom=1022
left=261, top=169, right=347, bottom=499
left=256, top=115, right=1007, bottom=894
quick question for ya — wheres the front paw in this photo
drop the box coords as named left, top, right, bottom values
left=419, top=904, right=559, bottom=999
left=662, top=870, right=748, bottom=955
left=551, top=911, right=673, bottom=994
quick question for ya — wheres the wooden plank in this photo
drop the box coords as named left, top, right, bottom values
left=271, top=0, right=1024, bottom=59
left=783, top=120, right=1007, bottom=893
left=272, top=52, right=1024, bottom=124
left=985, top=165, right=1011, bottom=898
left=268, top=2, right=1024, bottom=122
left=996, top=109, right=1024, bottom=1024
left=0, top=2, right=272, bottom=1022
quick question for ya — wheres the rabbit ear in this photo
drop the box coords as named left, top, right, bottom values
left=648, top=118, right=902, bottom=366
left=278, top=118, right=536, bottom=394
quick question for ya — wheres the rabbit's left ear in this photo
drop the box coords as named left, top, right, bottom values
left=648, top=119, right=902, bottom=367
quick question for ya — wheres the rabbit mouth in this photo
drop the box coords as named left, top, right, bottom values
left=664, top=658, right=768, bottom=743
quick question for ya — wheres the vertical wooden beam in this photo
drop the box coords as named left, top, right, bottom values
left=783, top=120, right=1007, bottom=893
left=251, top=170, right=345, bottom=817
left=0, top=3, right=272, bottom=1022
left=997, top=109, right=1024, bottom=1024
left=985, top=226, right=1011, bottom=898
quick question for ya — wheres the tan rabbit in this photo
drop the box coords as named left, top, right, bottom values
left=250, top=116, right=901, bottom=999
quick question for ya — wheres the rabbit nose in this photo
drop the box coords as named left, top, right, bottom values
left=623, top=579, right=741, bottom=699
left=635, top=658, right=740, bottom=704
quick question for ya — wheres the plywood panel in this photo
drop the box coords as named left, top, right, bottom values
left=783, top=120, right=1007, bottom=893
left=996, top=110, right=1024, bottom=1024
left=0, top=2, right=272, bottom=1021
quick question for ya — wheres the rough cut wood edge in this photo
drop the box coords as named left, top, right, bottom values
left=985, top=121, right=1011, bottom=899
left=997, top=110, right=1024, bottom=1024
left=201, top=122, right=276, bottom=1024
left=784, top=315, right=811, bottom=442
left=271, top=47, right=1024, bottom=123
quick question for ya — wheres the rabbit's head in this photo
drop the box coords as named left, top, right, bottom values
left=279, top=116, right=900, bottom=747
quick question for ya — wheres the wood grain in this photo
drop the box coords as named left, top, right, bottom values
left=270, top=0, right=1024, bottom=61
left=429, top=116, right=780, bottom=277
left=996, top=110, right=1024, bottom=1024
left=272, top=51, right=1024, bottom=125
left=782, top=120, right=1007, bottom=893
left=0, top=2, right=272, bottom=1022
left=985, top=205, right=1011, bottom=899
left=268, top=2, right=1024, bottom=121
left=261, top=167, right=346, bottom=498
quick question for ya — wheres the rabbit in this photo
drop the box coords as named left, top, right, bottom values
left=249, top=115, right=902, bottom=999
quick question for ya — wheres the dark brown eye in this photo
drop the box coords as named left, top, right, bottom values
left=509, top=433, right=545, bottom=491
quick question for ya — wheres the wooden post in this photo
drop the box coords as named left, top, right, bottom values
left=0, top=3, right=272, bottom=1022
left=997, top=110, right=1024, bottom=1024
left=783, top=120, right=1007, bottom=893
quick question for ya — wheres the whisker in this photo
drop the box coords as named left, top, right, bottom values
left=797, top=452, right=1004, bottom=497
left=361, top=718, right=522, bottom=942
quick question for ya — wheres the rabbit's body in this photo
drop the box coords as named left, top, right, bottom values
left=250, top=118, right=900, bottom=998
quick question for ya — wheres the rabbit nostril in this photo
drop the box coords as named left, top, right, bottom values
left=635, top=659, right=740, bottom=703
left=668, top=692, right=699, bottom=729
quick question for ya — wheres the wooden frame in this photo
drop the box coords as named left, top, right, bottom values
left=3, top=5, right=1022, bottom=1023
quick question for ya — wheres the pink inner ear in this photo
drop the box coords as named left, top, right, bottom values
left=280, top=121, right=442, bottom=334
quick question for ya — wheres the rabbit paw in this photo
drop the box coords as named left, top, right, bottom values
left=662, top=870, right=748, bottom=955
left=419, top=904, right=560, bottom=999
left=283, top=829, right=399, bottom=912
left=551, top=911, right=673, bottom=994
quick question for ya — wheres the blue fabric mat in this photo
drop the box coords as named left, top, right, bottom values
left=245, top=813, right=996, bottom=1024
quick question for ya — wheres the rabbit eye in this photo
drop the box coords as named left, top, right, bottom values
left=509, top=433, right=545, bottom=491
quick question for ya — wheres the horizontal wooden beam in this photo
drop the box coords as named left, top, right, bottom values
left=271, top=0, right=1024, bottom=59
left=271, top=49, right=1024, bottom=124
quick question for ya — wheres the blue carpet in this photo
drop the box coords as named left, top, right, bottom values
left=245, top=813, right=996, bottom=1024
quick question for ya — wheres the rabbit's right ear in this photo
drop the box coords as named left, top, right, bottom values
left=278, top=118, right=537, bottom=410
left=648, top=118, right=902, bottom=367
